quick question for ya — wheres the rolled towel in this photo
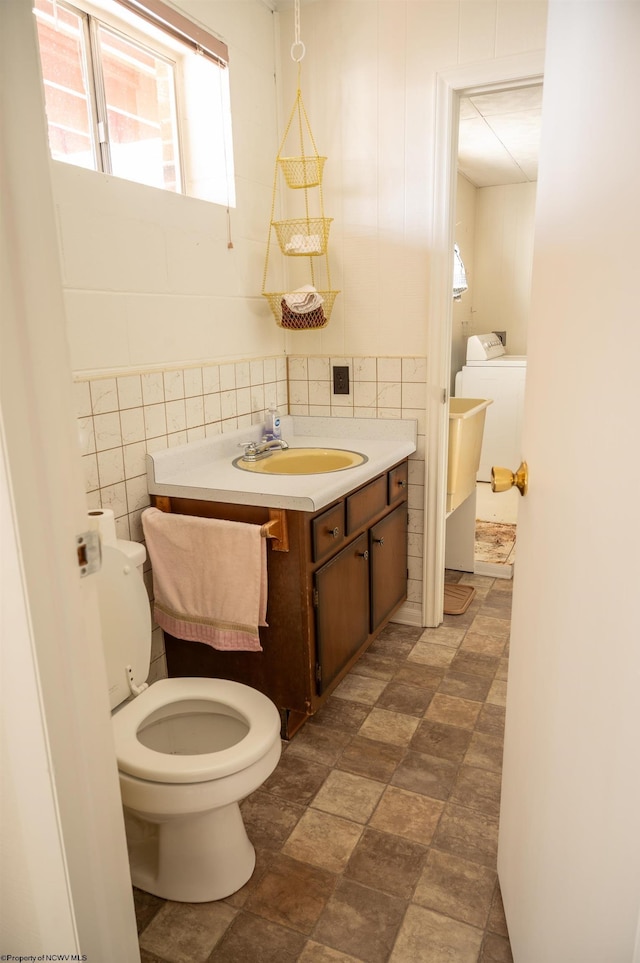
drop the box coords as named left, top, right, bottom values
left=283, top=285, right=324, bottom=314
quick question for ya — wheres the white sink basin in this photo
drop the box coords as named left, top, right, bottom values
left=447, top=398, right=493, bottom=512
left=234, top=447, right=367, bottom=475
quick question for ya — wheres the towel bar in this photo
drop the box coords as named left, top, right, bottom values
left=151, top=496, right=289, bottom=552
left=261, top=509, right=289, bottom=552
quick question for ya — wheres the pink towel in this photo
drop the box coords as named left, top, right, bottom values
left=141, top=508, right=268, bottom=652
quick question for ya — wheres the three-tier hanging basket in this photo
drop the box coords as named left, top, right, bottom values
left=262, top=81, right=339, bottom=330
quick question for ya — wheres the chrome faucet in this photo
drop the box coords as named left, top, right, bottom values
left=240, top=437, right=289, bottom=462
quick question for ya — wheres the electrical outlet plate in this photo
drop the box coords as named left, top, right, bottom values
left=332, top=365, right=349, bottom=395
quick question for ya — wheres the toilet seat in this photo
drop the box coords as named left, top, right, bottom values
left=112, top=677, right=281, bottom=784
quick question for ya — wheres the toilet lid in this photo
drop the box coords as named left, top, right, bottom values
left=112, top=678, right=281, bottom=784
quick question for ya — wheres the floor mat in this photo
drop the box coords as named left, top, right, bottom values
left=443, top=583, right=476, bottom=615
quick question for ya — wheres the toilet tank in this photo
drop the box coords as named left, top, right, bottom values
left=96, top=540, right=152, bottom=710
left=116, top=537, right=146, bottom=571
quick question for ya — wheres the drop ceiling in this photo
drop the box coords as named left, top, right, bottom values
left=458, top=84, right=543, bottom=188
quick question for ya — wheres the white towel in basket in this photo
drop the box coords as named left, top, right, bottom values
left=285, top=234, right=323, bottom=254
left=283, top=285, right=325, bottom=314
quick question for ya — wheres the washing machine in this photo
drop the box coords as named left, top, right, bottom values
left=454, top=333, right=527, bottom=482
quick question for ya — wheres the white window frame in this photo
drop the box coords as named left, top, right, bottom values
left=34, top=0, right=235, bottom=206
left=101, top=13, right=184, bottom=191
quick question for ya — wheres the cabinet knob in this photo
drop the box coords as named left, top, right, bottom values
left=373, top=536, right=385, bottom=546
left=329, top=526, right=340, bottom=538
left=397, top=479, right=407, bottom=489
left=357, top=549, right=369, bottom=560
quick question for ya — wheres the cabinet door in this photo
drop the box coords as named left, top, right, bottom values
left=314, top=532, right=370, bottom=695
left=370, top=503, right=408, bottom=631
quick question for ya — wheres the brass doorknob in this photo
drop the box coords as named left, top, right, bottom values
left=491, top=461, right=528, bottom=496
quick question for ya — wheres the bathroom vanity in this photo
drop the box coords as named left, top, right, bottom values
left=146, top=416, right=417, bottom=738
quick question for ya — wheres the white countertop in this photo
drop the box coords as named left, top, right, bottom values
left=147, top=416, right=417, bottom=512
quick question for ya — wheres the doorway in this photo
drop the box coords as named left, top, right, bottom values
left=451, top=83, right=541, bottom=580
left=422, top=51, right=544, bottom=628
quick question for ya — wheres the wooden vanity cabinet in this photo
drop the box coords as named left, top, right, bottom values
left=156, top=458, right=409, bottom=738
left=313, top=501, right=408, bottom=695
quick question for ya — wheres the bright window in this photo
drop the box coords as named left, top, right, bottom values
left=34, top=0, right=97, bottom=170
left=96, top=24, right=181, bottom=191
left=33, top=0, right=235, bottom=205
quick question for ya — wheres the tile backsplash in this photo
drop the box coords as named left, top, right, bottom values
left=76, top=354, right=426, bottom=680
left=76, top=356, right=288, bottom=542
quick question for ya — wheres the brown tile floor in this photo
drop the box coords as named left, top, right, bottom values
left=134, top=572, right=512, bottom=963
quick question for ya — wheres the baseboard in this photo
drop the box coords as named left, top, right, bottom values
left=475, top=560, right=513, bottom=580
left=391, top=601, right=424, bottom=627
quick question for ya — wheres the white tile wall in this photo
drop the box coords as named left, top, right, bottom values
left=78, top=355, right=287, bottom=536
left=77, top=354, right=287, bottom=681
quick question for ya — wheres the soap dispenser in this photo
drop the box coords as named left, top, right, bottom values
left=264, top=405, right=281, bottom=440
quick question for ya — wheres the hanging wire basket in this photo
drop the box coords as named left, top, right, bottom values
left=262, top=290, right=339, bottom=329
left=272, top=217, right=333, bottom=256
left=278, top=155, right=326, bottom=189
left=261, top=27, right=340, bottom=330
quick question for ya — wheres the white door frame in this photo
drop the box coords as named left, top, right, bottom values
left=423, top=50, right=545, bottom=628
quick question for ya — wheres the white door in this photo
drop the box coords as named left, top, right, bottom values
left=497, top=3, right=640, bottom=960
left=0, top=1, right=139, bottom=955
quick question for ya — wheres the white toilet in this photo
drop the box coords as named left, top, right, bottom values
left=96, top=539, right=282, bottom=903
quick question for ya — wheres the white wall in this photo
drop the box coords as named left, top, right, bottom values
left=55, top=0, right=284, bottom=374
left=277, top=1, right=547, bottom=360
left=450, top=177, right=535, bottom=390
left=472, top=182, right=537, bottom=353
left=0, top=1, right=139, bottom=954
